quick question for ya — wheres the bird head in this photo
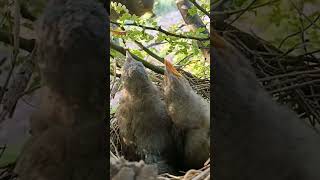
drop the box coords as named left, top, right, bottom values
left=164, top=59, right=182, bottom=78
left=121, top=51, right=151, bottom=93
left=163, top=60, right=192, bottom=99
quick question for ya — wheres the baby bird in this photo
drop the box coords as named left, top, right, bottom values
left=14, top=0, right=107, bottom=179
left=163, top=60, right=210, bottom=169
left=116, top=52, right=178, bottom=173
left=213, top=32, right=320, bottom=180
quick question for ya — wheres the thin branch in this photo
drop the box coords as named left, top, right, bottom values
left=0, top=0, right=21, bottom=103
left=259, top=69, right=320, bottom=81
left=110, top=21, right=209, bottom=41
left=290, top=0, right=316, bottom=59
left=278, top=14, right=320, bottom=49
left=228, top=0, right=258, bottom=26
left=134, top=40, right=164, bottom=63
left=289, top=0, right=320, bottom=30
left=0, top=50, right=36, bottom=121
left=189, top=0, right=210, bottom=17
left=277, top=41, right=311, bottom=59
left=0, top=57, right=7, bottom=67
left=145, top=42, right=167, bottom=48
left=270, top=79, right=320, bottom=94
left=110, top=41, right=164, bottom=74
left=176, top=53, right=194, bottom=68
left=213, top=0, right=280, bottom=16
left=298, top=49, right=320, bottom=57
left=0, top=145, right=6, bottom=159
left=298, top=8, right=308, bottom=56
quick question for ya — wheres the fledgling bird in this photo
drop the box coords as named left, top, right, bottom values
left=116, top=52, right=179, bottom=173
left=163, top=60, right=210, bottom=169
left=213, top=32, right=320, bottom=180
left=13, top=0, right=108, bottom=179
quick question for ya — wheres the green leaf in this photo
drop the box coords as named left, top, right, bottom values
left=188, top=6, right=198, bottom=16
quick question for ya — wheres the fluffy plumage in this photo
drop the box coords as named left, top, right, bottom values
left=163, top=60, right=210, bottom=169
left=117, top=52, right=179, bottom=173
left=213, top=32, right=320, bottom=180
left=14, top=0, right=107, bottom=179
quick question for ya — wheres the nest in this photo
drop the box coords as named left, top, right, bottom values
left=158, top=159, right=210, bottom=180
left=221, top=29, right=320, bottom=127
left=0, top=162, right=17, bottom=180
left=110, top=70, right=211, bottom=180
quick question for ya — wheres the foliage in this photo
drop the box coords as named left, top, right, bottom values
left=110, top=0, right=210, bottom=79
left=227, top=0, right=320, bottom=55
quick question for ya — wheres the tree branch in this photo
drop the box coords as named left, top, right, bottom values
left=0, top=53, right=36, bottom=121
left=278, top=14, right=320, bottom=49
left=289, top=0, right=320, bottom=31
left=189, top=0, right=210, bottom=17
left=213, top=0, right=280, bottom=16
left=134, top=40, right=164, bottom=63
left=110, top=21, right=209, bottom=41
left=0, top=0, right=21, bottom=104
left=227, top=0, right=258, bottom=26
left=110, top=41, right=164, bottom=74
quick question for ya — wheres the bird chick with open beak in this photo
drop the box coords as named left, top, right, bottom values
left=116, top=51, right=179, bottom=174
left=163, top=60, right=210, bottom=169
left=163, top=60, right=210, bottom=129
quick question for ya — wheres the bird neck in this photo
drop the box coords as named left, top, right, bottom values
left=125, top=82, right=156, bottom=96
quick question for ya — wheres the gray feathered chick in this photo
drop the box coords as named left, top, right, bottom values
left=163, top=60, right=210, bottom=169
left=213, top=31, right=320, bottom=180
left=117, top=52, right=179, bottom=173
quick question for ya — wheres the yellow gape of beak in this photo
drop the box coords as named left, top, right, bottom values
left=164, top=60, right=182, bottom=77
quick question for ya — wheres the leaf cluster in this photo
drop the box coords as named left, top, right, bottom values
left=110, top=0, right=210, bottom=79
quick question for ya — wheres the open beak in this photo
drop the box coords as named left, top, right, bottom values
left=164, top=59, right=182, bottom=77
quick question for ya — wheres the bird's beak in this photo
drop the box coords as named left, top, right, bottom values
left=126, top=50, right=131, bottom=57
left=125, top=50, right=133, bottom=62
left=164, top=60, right=182, bottom=77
